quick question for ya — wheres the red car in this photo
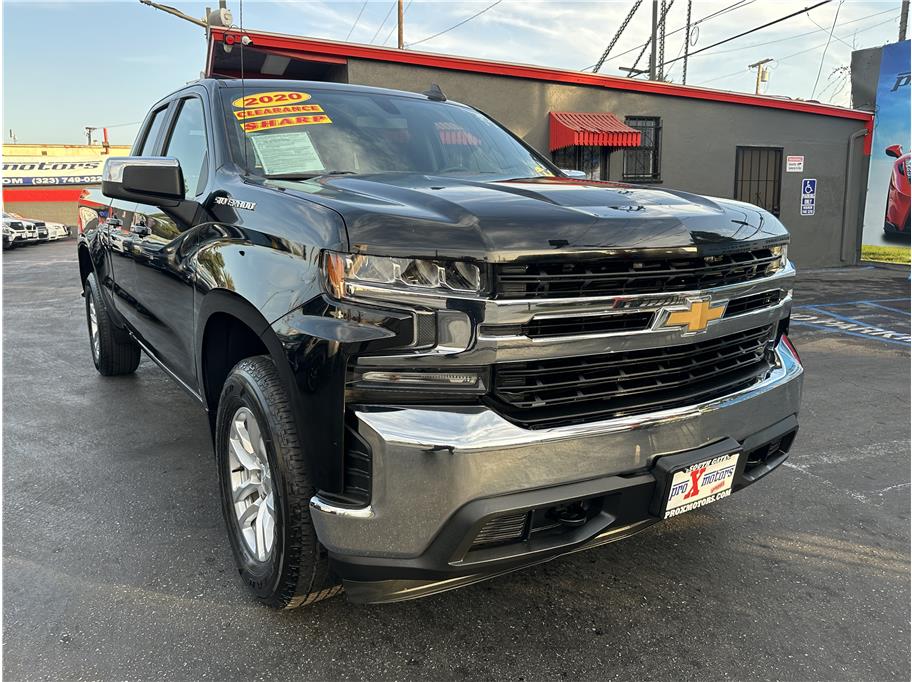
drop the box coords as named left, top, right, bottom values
left=884, top=144, right=910, bottom=235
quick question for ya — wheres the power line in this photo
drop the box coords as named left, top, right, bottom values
left=805, top=9, right=853, bottom=47
left=406, top=0, right=503, bottom=48
left=810, top=0, right=843, bottom=99
left=345, top=1, right=369, bottom=41
left=87, top=121, right=142, bottom=129
left=651, top=0, right=834, bottom=73
left=694, top=14, right=899, bottom=86
left=685, top=6, right=895, bottom=58
left=582, top=0, right=757, bottom=71
left=369, top=1, right=397, bottom=44
left=383, top=0, right=413, bottom=45
left=625, top=0, right=676, bottom=78
left=593, top=0, right=643, bottom=73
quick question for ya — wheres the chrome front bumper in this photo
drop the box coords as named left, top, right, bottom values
left=311, top=339, right=803, bottom=560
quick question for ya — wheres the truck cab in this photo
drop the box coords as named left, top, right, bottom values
left=78, top=78, right=802, bottom=607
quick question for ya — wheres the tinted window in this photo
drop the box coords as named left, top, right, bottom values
left=164, top=97, right=209, bottom=196
left=222, top=88, right=556, bottom=181
left=137, top=107, right=169, bottom=156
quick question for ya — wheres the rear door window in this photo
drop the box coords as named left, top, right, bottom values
left=136, top=107, right=169, bottom=156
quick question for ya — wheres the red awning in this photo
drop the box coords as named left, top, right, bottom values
left=549, top=111, right=641, bottom=151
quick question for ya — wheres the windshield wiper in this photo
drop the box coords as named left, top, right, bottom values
left=263, top=170, right=359, bottom=180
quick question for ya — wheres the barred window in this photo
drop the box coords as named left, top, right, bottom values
left=623, top=117, right=661, bottom=181
left=734, top=146, right=782, bottom=216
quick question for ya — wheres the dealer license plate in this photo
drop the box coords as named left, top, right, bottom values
left=663, top=452, right=739, bottom=519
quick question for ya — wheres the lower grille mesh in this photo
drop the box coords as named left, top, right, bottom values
left=472, top=512, right=529, bottom=547
left=491, top=325, right=774, bottom=429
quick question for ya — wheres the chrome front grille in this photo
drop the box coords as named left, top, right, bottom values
left=522, top=311, right=654, bottom=339
left=494, top=248, right=783, bottom=299
left=490, top=325, right=775, bottom=429
left=724, top=290, right=783, bottom=318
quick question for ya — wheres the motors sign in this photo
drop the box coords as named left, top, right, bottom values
left=2, top=157, right=105, bottom=186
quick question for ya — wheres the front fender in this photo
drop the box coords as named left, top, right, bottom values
left=269, top=296, right=415, bottom=495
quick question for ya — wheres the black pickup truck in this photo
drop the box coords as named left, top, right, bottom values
left=77, top=78, right=803, bottom=608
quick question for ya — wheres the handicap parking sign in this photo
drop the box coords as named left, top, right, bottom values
left=800, top=178, right=816, bottom=216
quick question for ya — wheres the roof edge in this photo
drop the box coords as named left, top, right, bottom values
left=209, top=28, right=873, bottom=123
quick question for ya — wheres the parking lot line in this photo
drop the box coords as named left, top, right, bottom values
left=791, top=302, right=911, bottom=346
left=857, top=301, right=911, bottom=315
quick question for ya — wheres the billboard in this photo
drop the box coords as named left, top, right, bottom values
left=2, top=156, right=105, bottom=186
left=861, top=40, right=911, bottom=256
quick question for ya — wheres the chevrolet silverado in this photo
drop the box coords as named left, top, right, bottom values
left=77, top=78, right=802, bottom=608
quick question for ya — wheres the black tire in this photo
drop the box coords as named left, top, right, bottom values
left=84, top=272, right=141, bottom=376
left=215, top=355, right=342, bottom=609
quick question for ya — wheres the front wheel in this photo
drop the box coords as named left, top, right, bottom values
left=84, top=273, right=141, bottom=376
left=215, top=356, right=341, bottom=609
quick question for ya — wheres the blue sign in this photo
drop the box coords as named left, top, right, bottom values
left=801, top=178, right=816, bottom=216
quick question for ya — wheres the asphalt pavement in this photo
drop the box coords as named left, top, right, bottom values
left=3, top=239, right=910, bottom=681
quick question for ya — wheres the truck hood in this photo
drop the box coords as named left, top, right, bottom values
left=273, top=173, right=788, bottom=260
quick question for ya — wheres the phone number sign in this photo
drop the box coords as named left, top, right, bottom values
left=2, top=158, right=105, bottom=187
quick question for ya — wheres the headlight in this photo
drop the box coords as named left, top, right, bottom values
left=323, top=251, right=483, bottom=299
left=770, top=244, right=788, bottom=271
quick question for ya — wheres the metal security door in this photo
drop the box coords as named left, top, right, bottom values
left=734, top=146, right=783, bottom=216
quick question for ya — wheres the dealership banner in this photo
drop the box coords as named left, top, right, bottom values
left=861, top=40, right=911, bottom=251
left=2, top=156, right=106, bottom=186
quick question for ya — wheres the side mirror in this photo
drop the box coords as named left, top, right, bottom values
left=885, top=144, right=904, bottom=158
left=561, top=168, right=588, bottom=179
left=102, top=157, right=185, bottom=207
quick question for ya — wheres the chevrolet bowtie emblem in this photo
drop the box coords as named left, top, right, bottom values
left=663, top=298, right=726, bottom=333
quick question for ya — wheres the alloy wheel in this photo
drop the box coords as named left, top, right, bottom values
left=87, top=293, right=100, bottom=361
left=227, top=406, right=276, bottom=562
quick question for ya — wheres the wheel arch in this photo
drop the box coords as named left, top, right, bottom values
left=77, top=242, right=93, bottom=284
left=197, top=290, right=293, bottom=423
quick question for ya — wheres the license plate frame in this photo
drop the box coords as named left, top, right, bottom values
left=650, top=438, right=742, bottom=520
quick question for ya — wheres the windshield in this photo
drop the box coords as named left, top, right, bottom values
left=221, top=87, right=556, bottom=180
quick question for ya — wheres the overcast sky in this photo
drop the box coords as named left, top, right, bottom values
left=2, top=0, right=905, bottom=146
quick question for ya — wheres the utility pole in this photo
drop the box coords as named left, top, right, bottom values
left=649, top=0, right=658, bottom=80
left=398, top=0, right=404, bottom=49
left=901, top=0, right=909, bottom=41
left=749, top=58, right=774, bottom=94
